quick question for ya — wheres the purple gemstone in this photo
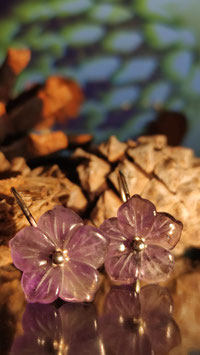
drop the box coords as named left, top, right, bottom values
left=100, top=195, right=182, bottom=284
left=9, top=206, right=108, bottom=303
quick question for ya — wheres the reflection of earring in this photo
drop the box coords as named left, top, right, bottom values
left=99, top=284, right=181, bottom=355
left=100, top=171, right=183, bottom=291
left=9, top=188, right=107, bottom=304
left=11, top=302, right=99, bottom=354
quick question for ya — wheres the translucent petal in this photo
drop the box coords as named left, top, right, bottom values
left=104, top=286, right=140, bottom=317
left=11, top=302, right=100, bottom=355
left=145, top=212, right=183, bottom=250
left=105, top=250, right=139, bottom=284
left=147, top=318, right=181, bottom=354
left=140, top=284, right=173, bottom=317
left=139, top=245, right=174, bottom=282
left=118, top=195, right=156, bottom=239
left=100, top=217, right=127, bottom=242
left=37, top=206, right=83, bottom=249
left=140, top=286, right=181, bottom=354
left=22, top=303, right=61, bottom=335
left=67, top=225, right=107, bottom=268
left=9, top=226, right=55, bottom=272
left=22, top=266, right=61, bottom=303
left=99, top=314, right=152, bottom=355
left=59, top=261, right=100, bottom=302
left=60, top=304, right=101, bottom=355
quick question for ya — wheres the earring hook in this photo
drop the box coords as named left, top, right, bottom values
left=118, top=170, right=130, bottom=202
left=11, top=187, right=37, bottom=227
left=117, top=170, right=140, bottom=294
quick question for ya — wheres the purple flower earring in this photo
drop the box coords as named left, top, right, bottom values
left=9, top=188, right=107, bottom=304
left=100, top=171, right=183, bottom=290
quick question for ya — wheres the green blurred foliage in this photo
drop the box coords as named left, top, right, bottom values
left=1, top=0, right=200, bottom=152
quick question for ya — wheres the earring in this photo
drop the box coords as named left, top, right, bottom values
left=100, top=171, right=183, bottom=291
left=9, top=188, right=108, bottom=304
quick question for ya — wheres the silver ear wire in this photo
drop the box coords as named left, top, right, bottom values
left=117, top=171, right=140, bottom=294
left=11, top=187, right=37, bottom=227
left=118, top=170, right=130, bottom=202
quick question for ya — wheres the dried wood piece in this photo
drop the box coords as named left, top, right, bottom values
left=98, top=135, right=127, bottom=162
left=2, top=131, right=68, bottom=160
left=0, top=151, right=11, bottom=172
left=0, top=102, right=6, bottom=115
left=0, top=174, right=87, bottom=244
left=163, top=146, right=194, bottom=168
left=142, top=178, right=179, bottom=211
left=73, top=148, right=110, bottom=198
left=176, top=179, right=200, bottom=222
left=0, top=76, right=83, bottom=144
left=91, top=189, right=121, bottom=226
left=58, top=177, right=87, bottom=212
left=68, top=133, right=93, bottom=146
left=109, top=159, right=149, bottom=196
left=154, top=158, right=193, bottom=193
left=127, top=139, right=137, bottom=148
left=137, top=134, right=167, bottom=149
left=127, top=142, right=164, bottom=173
left=27, top=131, right=68, bottom=158
left=32, top=164, right=65, bottom=178
left=0, top=48, right=31, bottom=103
left=10, top=157, right=31, bottom=176
left=0, top=246, right=12, bottom=267
left=0, top=265, right=25, bottom=353
left=36, top=77, right=84, bottom=128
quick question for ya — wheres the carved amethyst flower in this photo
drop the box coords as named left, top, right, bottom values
left=100, top=195, right=182, bottom=283
left=9, top=206, right=107, bottom=303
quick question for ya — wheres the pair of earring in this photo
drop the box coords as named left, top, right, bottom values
left=9, top=171, right=183, bottom=304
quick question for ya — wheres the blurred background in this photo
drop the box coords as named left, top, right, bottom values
left=1, top=0, right=200, bottom=152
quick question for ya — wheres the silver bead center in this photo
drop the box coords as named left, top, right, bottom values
left=52, top=250, right=64, bottom=265
left=131, top=237, right=147, bottom=253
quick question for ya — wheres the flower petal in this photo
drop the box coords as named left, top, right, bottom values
left=118, top=195, right=156, bottom=239
left=59, top=261, right=100, bottom=302
left=147, top=318, right=181, bottom=355
left=37, top=206, right=83, bottom=249
left=140, top=285, right=181, bottom=354
left=140, top=245, right=174, bottom=282
left=59, top=303, right=100, bottom=355
left=22, top=266, right=61, bottom=303
left=145, top=212, right=183, bottom=250
left=103, top=286, right=141, bottom=318
left=22, top=303, right=61, bottom=335
left=67, top=225, right=107, bottom=268
left=99, top=314, right=152, bottom=355
left=100, top=217, right=127, bottom=241
left=105, top=250, right=139, bottom=284
left=9, top=226, right=55, bottom=272
left=140, top=284, right=173, bottom=318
